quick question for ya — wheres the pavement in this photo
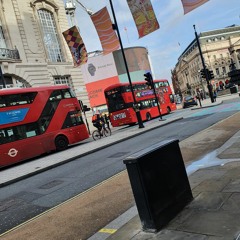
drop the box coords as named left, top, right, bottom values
left=1, top=93, right=240, bottom=240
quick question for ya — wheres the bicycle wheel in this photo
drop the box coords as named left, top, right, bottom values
left=92, top=130, right=101, bottom=141
left=103, top=127, right=111, bottom=137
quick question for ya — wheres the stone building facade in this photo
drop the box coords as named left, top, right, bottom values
left=172, top=25, right=240, bottom=97
left=0, top=0, right=90, bottom=110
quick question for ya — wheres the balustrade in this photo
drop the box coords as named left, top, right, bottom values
left=0, top=48, right=20, bottom=60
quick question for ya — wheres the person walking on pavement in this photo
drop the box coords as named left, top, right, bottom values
left=104, top=114, right=110, bottom=129
left=213, top=90, right=217, bottom=102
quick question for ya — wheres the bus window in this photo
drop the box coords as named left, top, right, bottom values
left=62, top=111, right=84, bottom=128
left=2, top=92, right=37, bottom=106
left=24, top=123, right=39, bottom=138
left=49, top=90, right=62, bottom=101
left=0, top=96, right=6, bottom=108
left=169, top=94, right=175, bottom=103
left=0, top=130, right=5, bottom=144
left=62, top=89, right=72, bottom=99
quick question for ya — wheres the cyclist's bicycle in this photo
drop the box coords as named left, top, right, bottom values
left=92, top=125, right=111, bottom=141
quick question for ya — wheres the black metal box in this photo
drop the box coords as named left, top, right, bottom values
left=123, top=139, right=193, bottom=232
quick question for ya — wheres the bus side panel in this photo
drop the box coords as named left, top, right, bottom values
left=56, top=125, right=89, bottom=145
left=0, top=125, right=90, bottom=168
left=140, top=106, right=160, bottom=120
left=0, top=137, right=48, bottom=168
left=110, top=108, right=137, bottom=127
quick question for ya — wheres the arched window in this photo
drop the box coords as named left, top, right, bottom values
left=38, top=9, right=64, bottom=62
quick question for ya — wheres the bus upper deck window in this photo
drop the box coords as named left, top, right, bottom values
left=62, top=89, right=72, bottom=98
left=49, top=90, right=62, bottom=101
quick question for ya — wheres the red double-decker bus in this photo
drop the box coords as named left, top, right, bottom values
left=104, top=80, right=176, bottom=127
left=0, top=85, right=89, bottom=168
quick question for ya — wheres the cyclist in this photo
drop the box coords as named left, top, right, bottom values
left=92, top=114, right=105, bottom=135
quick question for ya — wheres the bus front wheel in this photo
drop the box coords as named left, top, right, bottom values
left=167, top=107, right=171, bottom=114
left=55, top=135, right=69, bottom=151
left=146, top=113, right=151, bottom=121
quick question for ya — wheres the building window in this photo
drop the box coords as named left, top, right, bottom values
left=54, top=76, right=73, bottom=88
left=38, top=9, right=64, bottom=62
left=222, top=66, right=226, bottom=74
left=0, top=76, right=13, bottom=89
left=215, top=68, right=220, bottom=75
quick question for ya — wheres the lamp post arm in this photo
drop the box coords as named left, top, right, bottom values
left=74, top=0, right=93, bottom=15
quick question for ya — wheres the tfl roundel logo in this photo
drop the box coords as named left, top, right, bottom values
left=8, top=148, right=18, bottom=158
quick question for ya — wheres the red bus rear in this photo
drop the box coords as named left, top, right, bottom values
left=104, top=80, right=176, bottom=127
left=0, top=85, right=89, bottom=168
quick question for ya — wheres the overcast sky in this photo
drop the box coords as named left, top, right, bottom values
left=64, top=0, right=240, bottom=82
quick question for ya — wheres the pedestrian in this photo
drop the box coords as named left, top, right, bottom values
left=104, top=114, right=110, bottom=129
left=213, top=90, right=217, bottom=102
left=200, top=90, right=204, bottom=100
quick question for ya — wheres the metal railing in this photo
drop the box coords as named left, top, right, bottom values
left=0, top=48, right=20, bottom=60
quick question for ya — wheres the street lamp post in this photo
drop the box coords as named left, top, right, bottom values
left=109, top=0, right=144, bottom=128
left=193, top=25, right=214, bottom=103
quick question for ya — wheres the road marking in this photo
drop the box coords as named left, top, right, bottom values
left=99, top=228, right=117, bottom=234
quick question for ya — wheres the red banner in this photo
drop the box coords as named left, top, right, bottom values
left=181, top=0, right=209, bottom=14
left=91, top=7, right=120, bottom=55
left=62, top=26, right=87, bottom=66
left=127, top=0, right=159, bottom=38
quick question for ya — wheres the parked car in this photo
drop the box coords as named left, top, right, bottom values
left=182, top=95, right=198, bottom=108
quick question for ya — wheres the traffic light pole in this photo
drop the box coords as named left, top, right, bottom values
left=109, top=0, right=144, bottom=128
left=193, top=25, right=214, bottom=103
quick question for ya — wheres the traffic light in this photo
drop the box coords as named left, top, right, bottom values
left=208, top=70, right=214, bottom=79
left=144, top=72, right=153, bottom=88
left=78, top=100, right=90, bottom=112
left=200, top=69, right=206, bottom=79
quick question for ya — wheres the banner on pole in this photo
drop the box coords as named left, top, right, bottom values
left=62, top=26, right=88, bottom=66
left=127, top=0, right=159, bottom=38
left=91, top=7, right=120, bottom=55
left=181, top=0, right=209, bottom=14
